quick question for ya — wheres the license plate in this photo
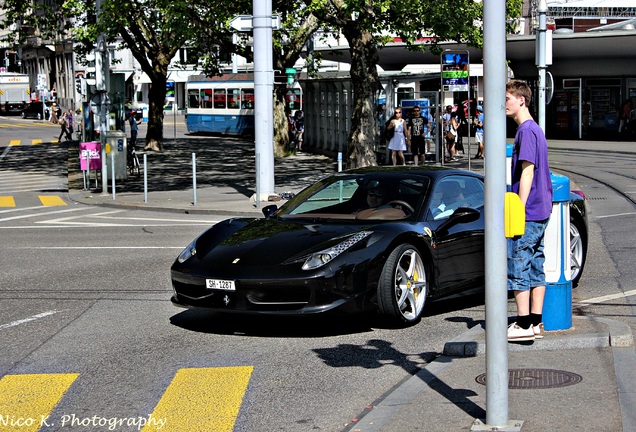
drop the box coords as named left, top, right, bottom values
left=206, top=279, right=236, bottom=291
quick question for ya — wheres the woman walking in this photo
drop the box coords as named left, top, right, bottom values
left=386, top=108, right=407, bottom=166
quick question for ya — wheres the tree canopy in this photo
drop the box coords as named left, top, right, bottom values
left=1, top=0, right=523, bottom=160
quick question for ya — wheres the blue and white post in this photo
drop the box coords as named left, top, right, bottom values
left=542, top=173, right=572, bottom=330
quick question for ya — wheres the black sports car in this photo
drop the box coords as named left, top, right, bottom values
left=171, top=167, right=588, bottom=325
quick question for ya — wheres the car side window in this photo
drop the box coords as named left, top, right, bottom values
left=427, top=176, right=484, bottom=220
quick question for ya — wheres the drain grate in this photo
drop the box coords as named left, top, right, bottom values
left=475, top=369, right=583, bottom=389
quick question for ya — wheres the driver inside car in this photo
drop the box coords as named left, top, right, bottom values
left=355, top=181, right=408, bottom=219
left=430, top=181, right=469, bottom=220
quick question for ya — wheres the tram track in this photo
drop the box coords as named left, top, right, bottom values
left=550, top=148, right=636, bottom=209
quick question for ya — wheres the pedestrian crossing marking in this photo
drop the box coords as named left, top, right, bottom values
left=0, top=373, right=79, bottom=432
left=39, top=196, right=67, bottom=206
left=141, top=366, right=253, bottom=432
left=9, top=140, right=20, bottom=146
left=0, top=196, right=16, bottom=207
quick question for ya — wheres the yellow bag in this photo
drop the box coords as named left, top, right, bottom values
left=504, top=192, right=525, bottom=238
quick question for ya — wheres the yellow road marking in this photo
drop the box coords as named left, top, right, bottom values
left=142, top=366, right=253, bottom=432
left=0, top=196, right=16, bottom=207
left=0, top=373, right=79, bottom=431
left=39, top=196, right=67, bottom=206
left=9, top=140, right=20, bottom=146
left=32, top=139, right=43, bottom=145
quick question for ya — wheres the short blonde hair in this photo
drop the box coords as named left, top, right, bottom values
left=506, top=80, right=532, bottom=106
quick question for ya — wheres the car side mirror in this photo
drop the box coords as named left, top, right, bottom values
left=262, top=204, right=278, bottom=219
left=436, top=207, right=480, bottom=235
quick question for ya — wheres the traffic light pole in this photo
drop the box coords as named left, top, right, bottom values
left=97, top=35, right=109, bottom=195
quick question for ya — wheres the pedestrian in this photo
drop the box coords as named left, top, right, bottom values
left=443, top=105, right=459, bottom=163
left=128, top=110, right=141, bottom=149
left=65, top=109, right=74, bottom=141
left=294, top=110, right=304, bottom=151
left=505, top=80, right=553, bottom=342
left=285, top=108, right=295, bottom=150
left=474, top=106, right=484, bottom=159
left=455, top=104, right=467, bottom=155
left=57, top=110, right=70, bottom=142
left=377, top=104, right=387, bottom=145
left=406, top=105, right=429, bottom=166
left=50, top=103, right=58, bottom=124
left=386, top=108, right=407, bottom=166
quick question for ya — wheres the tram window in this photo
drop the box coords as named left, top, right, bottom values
left=201, top=89, right=213, bottom=108
left=228, top=88, right=240, bottom=109
left=242, top=88, right=254, bottom=109
left=188, top=90, right=200, bottom=108
left=214, top=89, right=226, bottom=109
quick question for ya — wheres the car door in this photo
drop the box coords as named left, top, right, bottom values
left=426, top=175, right=485, bottom=293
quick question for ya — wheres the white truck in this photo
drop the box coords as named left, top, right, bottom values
left=0, top=72, right=30, bottom=115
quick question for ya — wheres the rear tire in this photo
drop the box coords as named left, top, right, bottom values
left=570, top=217, right=587, bottom=287
left=377, top=244, right=428, bottom=325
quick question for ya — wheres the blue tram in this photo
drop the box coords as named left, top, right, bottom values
left=185, top=73, right=302, bottom=135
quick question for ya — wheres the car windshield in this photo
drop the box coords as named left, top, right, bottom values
left=277, top=173, right=430, bottom=221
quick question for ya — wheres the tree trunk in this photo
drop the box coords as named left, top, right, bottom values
left=144, top=64, right=169, bottom=152
left=273, top=86, right=292, bottom=156
left=343, top=26, right=380, bottom=169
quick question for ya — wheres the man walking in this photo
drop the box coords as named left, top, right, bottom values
left=406, top=106, right=429, bottom=166
left=505, top=80, right=553, bottom=342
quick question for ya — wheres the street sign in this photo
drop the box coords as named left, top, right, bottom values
left=230, top=15, right=253, bottom=31
left=441, top=50, right=470, bottom=93
left=229, top=14, right=281, bottom=31
left=37, top=74, right=47, bottom=91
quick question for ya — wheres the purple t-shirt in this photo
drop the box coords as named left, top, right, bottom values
left=511, top=119, right=553, bottom=221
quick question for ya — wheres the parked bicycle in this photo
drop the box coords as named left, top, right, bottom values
left=127, top=145, right=141, bottom=177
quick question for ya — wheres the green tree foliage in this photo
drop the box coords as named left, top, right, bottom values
left=1, top=0, right=246, bottom=151
left=307, top=0, right=523, bottom=168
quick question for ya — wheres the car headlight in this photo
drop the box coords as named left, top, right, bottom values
left=177, top=240, right=197, bottom=263
left=302, top=231, right=372, bottom=270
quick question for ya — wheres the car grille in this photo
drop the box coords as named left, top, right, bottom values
left=172, top=279, right=312, bottom=311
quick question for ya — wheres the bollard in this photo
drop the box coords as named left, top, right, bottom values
left=192, top=153, right=197, bottom=206
left=543, top=173, right=572, bottom=330
left=111, top=152, right=116, bottom=200
left=506, top=144, right=572, bottom=330
left=143, top=153, right=148, bottom=203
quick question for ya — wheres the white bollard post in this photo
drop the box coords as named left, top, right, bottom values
left=111, top=152, right=116, bottom=200
left=192, top=153, right=197, bottom=206
left=143, top=154, right=148, bottom=203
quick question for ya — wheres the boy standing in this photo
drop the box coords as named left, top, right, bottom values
left=505, top=80, right=553, bottom=342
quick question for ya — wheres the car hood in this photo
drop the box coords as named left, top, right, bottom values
left=193, top=218, right=371, bottom=268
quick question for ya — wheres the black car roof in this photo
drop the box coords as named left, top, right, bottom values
left=336, top=166, right=484, bottom=181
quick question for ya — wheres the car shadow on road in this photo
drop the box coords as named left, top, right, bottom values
left=169, top=309, right=379, bottom=338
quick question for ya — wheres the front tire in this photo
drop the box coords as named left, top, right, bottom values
left=377, top=244, right=428, bottom=324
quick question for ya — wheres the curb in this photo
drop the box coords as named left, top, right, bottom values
left=443, top=316, right=634, bottom=357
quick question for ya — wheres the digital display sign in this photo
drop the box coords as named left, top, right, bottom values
left=441, top=51, right=469, bottom=92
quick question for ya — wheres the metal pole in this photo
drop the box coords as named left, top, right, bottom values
left=481, top=0, right=513, bottom=429
left=255, top=153, right=260, bottom=209
left=111, top=152, right=116, bottom=200
left=192, top=152, right=197, bottom=206
left=338, top=152, right=342, bottom=172
left=537, top=0, right=547, bottom=132
left=253, top=0, right=275, bottom=201
left=143, top=153, right=148, bottom=203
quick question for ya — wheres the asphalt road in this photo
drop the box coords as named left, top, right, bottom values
left=1, top=117, right=635, bottom=431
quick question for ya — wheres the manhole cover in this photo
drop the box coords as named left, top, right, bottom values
left=475, top=369, right=583, bottom=389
